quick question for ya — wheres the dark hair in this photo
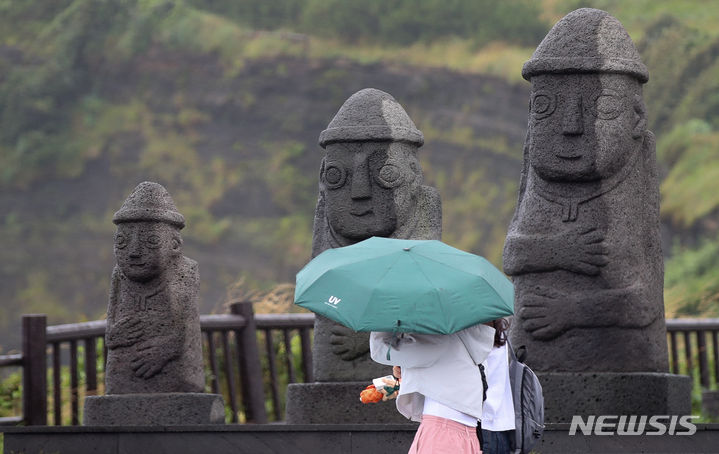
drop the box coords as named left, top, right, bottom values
left=490, top=318, right=509, bottom=347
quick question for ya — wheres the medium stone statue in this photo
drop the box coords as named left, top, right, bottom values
left=286, top=88, right=441, bottom=423
left=85, top=182, right=223, bottom=425
left=504, top=8, right=667, bottom=373
left=312, top=88, right=441, bottom=381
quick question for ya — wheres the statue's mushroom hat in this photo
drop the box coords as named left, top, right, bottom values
left=113, top=181, right=185, bottom=229
left=319, top=88, right=424, bottom=148
left=522, top=8, right=648, bottom=83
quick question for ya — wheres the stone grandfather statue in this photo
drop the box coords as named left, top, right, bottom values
left=312, top=88, right=442, bottom=380
left=503, top=8, right=668, bottom=373
left=106, top=182, right=205, bottom=394
left=105, top=181, right=204, bottom=393
left=286, top=89, right=441, bottom=423
left=85, top=182, right=224, bottom=425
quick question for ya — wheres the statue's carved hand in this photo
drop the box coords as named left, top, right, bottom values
left=519, top=287, right=572, bottom=340
left=556, top=226, right=608, bottom=275
left=106, top=317, right=144, bottom=349
left=330, top=325, right=370, bottom=361
left=130, top=340, right=172, bottom=379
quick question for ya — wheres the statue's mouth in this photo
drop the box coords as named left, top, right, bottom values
left=130, top=262, right=146, bottom=267
left=555, top=152, right=582, bottom=160
left=350, top=208, right=373, bottom=217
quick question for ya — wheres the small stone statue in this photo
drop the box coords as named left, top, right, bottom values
left=105, top=182, right=204, bottom=394
left=312, top=88, right=442, bottom=380
left=503, top=8, right=668, bottom=372
left=84, top=182, right=223, bottom=425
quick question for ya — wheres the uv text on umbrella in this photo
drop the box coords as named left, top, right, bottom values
left=325, top=296, right=342, bottom=308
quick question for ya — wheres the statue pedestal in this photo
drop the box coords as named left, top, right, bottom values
left=83, top=393, right=225, bottom=426
left=702, top=390, right=719, bottom=419
left=285, top=382, right=414, bottom=424
left=538, top=372, right=692, bottom=423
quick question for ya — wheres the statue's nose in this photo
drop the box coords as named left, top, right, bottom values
left=562, top=96, right=584, bottom=136
left=351, top=159, right=372, bottom=199
left=129, top=236, right=142, bottom=258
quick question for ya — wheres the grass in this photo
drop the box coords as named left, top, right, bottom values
left=564, top=0, right=719, bottom=42
left=152, top=6, right=535, bottom=84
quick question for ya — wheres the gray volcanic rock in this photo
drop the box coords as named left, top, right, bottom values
left=311, top=88, right=441, bottom=382
left=287, top=89, right=441, bottom=424
left=85, top=182, right=223, bottom=426
left=503, top=8, right=667, bottom=373
left=105, top=182, right=204, bottom=393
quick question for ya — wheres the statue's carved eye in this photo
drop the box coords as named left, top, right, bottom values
left=376, top=164, right=403, bottom=188
left=323, top=163, right=347, bottom=189
left=115, top=233, right=127, bottom=249
left=591, top=90, right=623, bottom=120
left=531, top=91, right=556, bottom=119
left=145, top=234, right=161, bottom=249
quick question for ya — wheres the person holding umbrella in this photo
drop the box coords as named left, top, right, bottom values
left=370, top=323, right=496, bottom=454
left=295, top=236, right=515, bottom=451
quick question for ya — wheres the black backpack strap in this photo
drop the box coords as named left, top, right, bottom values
left=507, top=338, right=528, bottom=364
left=476, top=420, right=483, bottom=448
left=478, top=363, right=488, bottom=402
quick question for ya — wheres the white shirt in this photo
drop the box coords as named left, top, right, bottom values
left=370, top=324, right=496, bottom=422
left=481, top=344, right=516, bottom=431
left=423, top=396, right=478, bottom=427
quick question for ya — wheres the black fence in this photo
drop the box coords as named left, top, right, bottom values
left=0, top=316, right=716, bottom=426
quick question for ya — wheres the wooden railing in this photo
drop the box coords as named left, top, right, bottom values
left=2, top=316, right=717, bottom=426
left=0, top=302, right=314, bottom=426
left=666, top=318, right=719, bottom=389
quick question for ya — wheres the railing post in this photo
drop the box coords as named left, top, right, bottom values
left=698, top=330, right=710, bottom=388
left=669, top=331, right=679, bottom=374
left=299, top=328, right=313, bottom=383
left=230, top=301, right=268, bottom=424
left=22, top=314, right=47, bottom=426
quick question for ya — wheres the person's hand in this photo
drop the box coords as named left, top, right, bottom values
left=392, top=366, right=402, bottom=380
left=379, top=375, right=400, bottom=400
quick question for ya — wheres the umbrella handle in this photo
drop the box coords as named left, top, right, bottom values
left=387, top=320, right=402, bottom=361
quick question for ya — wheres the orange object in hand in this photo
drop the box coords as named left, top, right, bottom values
left=360, top=385, right=384, bottom=403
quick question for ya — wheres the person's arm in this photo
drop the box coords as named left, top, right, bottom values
left=370, top=331, right=448, bottom=368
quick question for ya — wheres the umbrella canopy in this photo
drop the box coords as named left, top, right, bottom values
left=294, top=237, right=514, bottom=334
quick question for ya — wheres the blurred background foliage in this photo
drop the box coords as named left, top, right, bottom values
left=0, top=0, right=719, bottom=353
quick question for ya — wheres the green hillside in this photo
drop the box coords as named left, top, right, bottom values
left=1, top=0, right=718, bottom=351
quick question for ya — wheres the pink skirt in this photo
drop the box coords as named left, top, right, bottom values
left=408, top=415, right=481, bottom=454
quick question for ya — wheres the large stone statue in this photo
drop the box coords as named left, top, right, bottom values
left=84, top=182, right=224, bottom=425
left=503, top=8, right=690, bottom=421
left=286, top=88, right=441, bottom=423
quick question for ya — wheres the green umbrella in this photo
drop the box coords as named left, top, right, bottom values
left=294, top=237, right=514, bottom=334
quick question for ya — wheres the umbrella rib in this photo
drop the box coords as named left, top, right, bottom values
left=406, top=250, right=451, bottom=333
left=413, top=251, right=511, bottom=311
left=410, top=250, right=470, bottom=268
left=358, top=251, right=406, bottom=332
left=409, top=250, right=513, bottom=329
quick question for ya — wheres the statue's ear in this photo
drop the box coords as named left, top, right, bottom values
left=632, top=94, right=647, bottom=139
left=318, top=157, right=326, bottom=187
left=171, top=232, right=182, bottom=254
